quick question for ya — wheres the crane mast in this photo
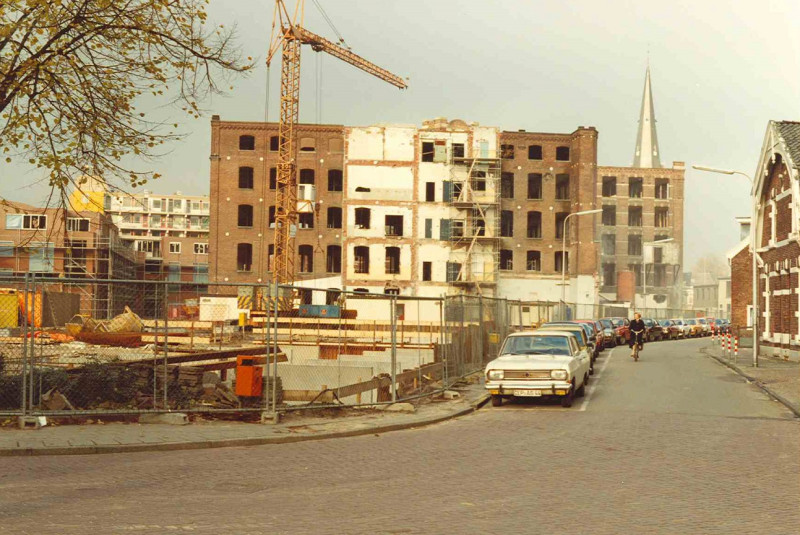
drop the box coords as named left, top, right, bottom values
left=267, top=1, right=406, bottom=307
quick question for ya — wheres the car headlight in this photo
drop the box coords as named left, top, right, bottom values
left=487, top=370, right=504, bottom=380
left=550, top=369, right=568, bottom=380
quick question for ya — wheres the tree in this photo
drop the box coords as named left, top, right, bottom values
left=692, top=254, right=729, bottom=285
left=0, top=0, right=253, bottom=205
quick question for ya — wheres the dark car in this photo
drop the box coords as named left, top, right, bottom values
left=574, top=319, right=604, bottom=354
left=659, top=319, right=680, bottom=340
left=714, top=318, right=728, bottom=334
left=643, top=318, right=664, bottom=341
left=597, top=318, right=617, bottom=348
left=603, top=317, right=630, bottom=345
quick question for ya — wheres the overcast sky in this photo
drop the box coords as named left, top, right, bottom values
left=3, top=0, right=799, bottom=271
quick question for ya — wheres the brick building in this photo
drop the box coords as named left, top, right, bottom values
left=742, top=120, right=800, bottom=360
left=728, top=217, right=752, bottom=328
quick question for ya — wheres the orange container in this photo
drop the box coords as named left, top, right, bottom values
left=235, top=356, right=263, bottom=398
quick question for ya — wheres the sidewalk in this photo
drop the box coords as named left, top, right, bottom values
left=0, top=382, right=489, bottom=456
left=702, top=342, right=800, bottom=417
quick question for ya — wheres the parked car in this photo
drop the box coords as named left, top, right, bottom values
left=659, top=319, right=680, bottom=340
left=603, top=317, right=630, bottom=345
left=684, top=318, right=703, bottom=337
left=573, top=319, right=605, bottom=354
left=697, top=318, right=710, bottom=336
left=643, top=318, right=664, bottom=341
left=713, top=318, right=729, bottom=334
left=597, top=318, right=617, bottom=348
left=485, top=330, right=592, bottom=408
left=539, top=323, right=596, bottom=372
left=671, top=319, right=691, bottom=338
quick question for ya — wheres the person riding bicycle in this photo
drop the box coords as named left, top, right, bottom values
left=629, top=312, right=646, bottom=358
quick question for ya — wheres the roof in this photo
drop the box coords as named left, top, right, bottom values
left=775, top=121, right=800, bottom=168
left=508, top=330, right=577, bottom=338
left=633, top=66, right=662, bottom=168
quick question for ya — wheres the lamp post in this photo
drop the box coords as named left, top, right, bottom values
left=561, top=209, right=602, bottom=320
left=692, top=164, right=758, bottom=367
left=640, top=238, right=674, bottom=312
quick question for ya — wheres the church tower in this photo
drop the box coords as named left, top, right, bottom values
left=632, top=66, right=661, bottom=168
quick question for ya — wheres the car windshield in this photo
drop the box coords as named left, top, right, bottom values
left=502, top=335, right=571, bottom=356
left=686, top=320, right=696, bottom=325
left=599, top=319, right=613, bottom=329
left=659, top=320, right=671, bottom=326
left=611, top=319, right=624, bottom=327
left=698, top=319, right=707, bottom=324
left=673, top=320, right=683, bottom=325
left=540, top=325, right=585, bottom=342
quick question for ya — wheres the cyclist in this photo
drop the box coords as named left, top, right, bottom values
left=629, top=312, right=646, bottom=359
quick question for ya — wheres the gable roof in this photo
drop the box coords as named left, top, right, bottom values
left=775, top=121, right=800, bottom=169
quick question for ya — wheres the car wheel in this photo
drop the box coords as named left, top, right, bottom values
left=589, top=364, right=594, bottom=376
left=561, top=384, right=575, bottom=408
left=491, top=395, right=503, bottom=407
left=576, top=375, right=587, bottom=397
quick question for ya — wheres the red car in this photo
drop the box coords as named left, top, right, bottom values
left=658, top=319, right=680, bottom=340
left=603, top=317, right=630, bottom=345
left=574, top=319, right=605, bottom=354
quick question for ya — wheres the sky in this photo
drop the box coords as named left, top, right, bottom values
left=2, top=0, right=800, bottom=271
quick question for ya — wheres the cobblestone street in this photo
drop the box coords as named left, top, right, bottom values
left=1, top=338, right=798, bottom=535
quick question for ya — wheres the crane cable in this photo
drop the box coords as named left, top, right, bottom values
left=311, top=0, right=349, bottom=49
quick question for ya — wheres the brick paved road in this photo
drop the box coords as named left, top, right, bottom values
left=1, top=338, right=798, bottom=535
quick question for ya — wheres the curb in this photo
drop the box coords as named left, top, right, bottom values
left=701, top=347, right=800, bottom=419
left=0, top=394, right=491, bottom=457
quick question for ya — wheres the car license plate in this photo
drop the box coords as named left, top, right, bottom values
left=514, top=390, right=542, bottom=397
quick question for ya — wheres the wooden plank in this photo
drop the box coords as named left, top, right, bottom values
left=282, top=389, right=335, bottom=403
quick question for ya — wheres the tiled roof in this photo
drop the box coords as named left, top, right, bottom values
left=775, top=121, right=800, bottom=169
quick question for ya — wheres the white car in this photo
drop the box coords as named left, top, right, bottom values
left=485, top=330, right=592, bottom=408
left=671, top=319, right=691, bottom=338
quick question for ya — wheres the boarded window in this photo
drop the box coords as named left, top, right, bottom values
left=602, top=176, right=617, bottom=197
left=328, top=169, right=343, bottom=192
left=628, top=206, right=642, bottom=227
left=354, top=246, right=370, bottom=274
left=556, top=146, right=570, bottom=161
left=326, top=245, right=341, bottom=273
left=329, top=138, right=344, bottom=153
left=527, top=173, right=542, bottom=199
left=500, top=210, right=514, bottom=237
left=385, top=247, right=400, bottom=274
left=501, top=172, right=514, bottom=199
left=299, top=169, right=315, bottom=185
left=237, top=205, right=253, bottom=227
left=526, top=251, right=541, bottom=271
left=528, top=145, right=542, bottom=160
left=422, top=261, right=432, bottom=281
left=239, top=167, right=254, bottom=189
left=629, top=177, right=643, bottom=198
left=602, top=205, right=616, bottom=226
left=299, top=137, right=316, bottom=152
left=354, top=208, right=370, bottom=229
left=269, top=135, right=279, bottom=152
left=424, top=218, right=432, bottom=238
left=298, top=245, right=313, bottom=272
left=499, top=249, right=513, bottom=271
left=239, top=135, right=255, bottom=150
left=555, top=174, right=570, bottom=200
left=298, top=213, right=314, bottom=229
left=237, top=243, right=252, bottom=271
left=327, top=207, right=342, bottom=229
left=527, top=211, right=542, bottom=238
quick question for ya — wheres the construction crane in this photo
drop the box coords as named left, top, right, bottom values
left=266, top=0, right=407, bottom=306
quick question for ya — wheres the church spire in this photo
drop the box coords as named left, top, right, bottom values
left=633, top=65, right=662, bottom=168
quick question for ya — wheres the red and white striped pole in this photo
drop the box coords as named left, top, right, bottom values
left=727, top=333, right=732, bottom=356
left=711, top=325, right=716, bottom=342
left=734, top=336, right=739, bottom=359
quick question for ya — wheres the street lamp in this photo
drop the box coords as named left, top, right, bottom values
left=560, top=209, right=602, bottom=320
left=640, top=238, right=674, bottom=311
left=693, top=164, right=758, bottom=367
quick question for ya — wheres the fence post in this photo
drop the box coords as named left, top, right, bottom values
left=440, top=297, right=447, bottom=388
left=459, top=294, right=466, bottom=378
left=162, top=281, right=169, bottom=410
left=272, top=281, right=279, bottom=414
left=28, top=272, right=36, bottom=413
left=478, top=296, right=484, bottom=371
left=21, top=272, right=29, bottom=416
left=390, top=295, right=397, bottom=402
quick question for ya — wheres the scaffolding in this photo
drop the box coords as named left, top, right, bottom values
left=445, top=142, right=501, bottom=295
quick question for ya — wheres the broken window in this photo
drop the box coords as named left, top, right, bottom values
left=329, top=138, right=343, bottom=153
left=602, top=205, right=616, bottom=226
left=299, top=137, right=316, bottom=152
left=422, top=261, right=432, bottom=281
left=298, top=212, right=314, bottom=229
left=452, top=143, right=465, bottom=158
left=239, top=135, right=255, bottom=151
left=555, top=251, right=569, bottom=272
left=385, top=247, right=401, bottom=274
left=385, top=215, right=403, bottom=237
left=655, top=179, right=669, bottom=199
left=602, top=234, right=616, bottom=255
left=354, top=208, right=370, bottom=229
left=425, top=182, right=435, bottom=202
left=328, top=169, right=343, bottom=192
left=355, top=186, right=371, bottom=193
left=527, top=211, right=542, bottom=239
left=556, top=146, right=570, bottom=161
left=326, top=245, right=341, bottom=273
left=527, top=173, right=542, bottom=199
left=421, top=141, right=434, bottom=162
left=602, top=176, right=617, bottom=197
left=471, top=208, right=485, bottom=236
left=526, top=251, right=541, bottom=271
left=446, top=261, right=462, bottom=282
left=500, top=210, right=514, bottom=237
left=653, top=264, right=667, bottom=286
left=501, top=144, right=515, bottom=159
left=602, top=263, right=616, bottom=286
left=451, top=219, right=465, bottom=238
left=500, top=249, right=513, bottom=271
left=354, top=246, right=370, bottom=274
left=299, top=169, right=315, bottom=185
left=269, top=167, right=277, bottom=190
left=629, top=177, right=643, bottom=198
left=268, top=205, right=276, bottom=227
left=628, top=206, right=642, bottom=227
left=239, top=167, right=254, bottom=189
left=269, top=135, right=279, bottom=152
left=628, top=234, right=643, bottom=256
left=501, top=172, right=514, bottom=199
left=653, top=246, right=664, bottom=264
left=655, top=207, right=669, bottom=227
left=298, top=244, right=313, bottom=273
left=629, top=263, right=642, bottom=286
left=266, top=244, right=274, bottom=271
left=327, top=207, right=342, bottom=229
left=66, top=218, right=90, bottom=232
left=471, top=170, right=486, bottom=192
left=237, top=205, right=254, bottom=227
left=555, top=212, right=569, bottom=239
left=236, top=243, right=252, bottom=271
left=528, top=145, right=542, bottom=160
left=555, top=174, right=570, bottom=200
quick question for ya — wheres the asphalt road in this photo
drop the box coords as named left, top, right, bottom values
left=1, top=338, right=798, bottom=535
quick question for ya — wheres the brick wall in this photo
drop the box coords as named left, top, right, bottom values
left=729, top=245, right=751, bottom=329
